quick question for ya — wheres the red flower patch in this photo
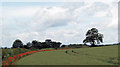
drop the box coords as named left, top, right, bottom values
left=2, top=48, right=72, bottom=67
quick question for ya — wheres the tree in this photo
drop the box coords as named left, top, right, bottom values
left=32, top=40, right=42, bottom=49
left=23, top=45, right=29, bottom=49
left=12, top=39, right=23, bottom=48
left=45, top=39, right=52, bottom=48
left=32, top=40, right=38, bottom=46
left=61, top=45, right=66, bottom=47
left=52, top=42, right=61, bottom=49
left=83, top=28, right=103, bottom=47
left=26, top=42, right=32, bottom=48
left=41, top=42, right=46, bottom=48
left=56, top=42, right=62, bottom=48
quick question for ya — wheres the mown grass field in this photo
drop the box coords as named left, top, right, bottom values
left=15, top=45, right=118, bottom=65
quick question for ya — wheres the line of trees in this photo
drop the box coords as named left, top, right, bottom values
left=12, top=39, right=62, bottom=49
left=3, top=28, right=105, bottom=49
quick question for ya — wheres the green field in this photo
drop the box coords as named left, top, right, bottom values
left=15, top=45, right=118, bottom=65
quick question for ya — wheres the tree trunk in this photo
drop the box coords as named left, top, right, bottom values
left=91, top=40, right=95, bottom=47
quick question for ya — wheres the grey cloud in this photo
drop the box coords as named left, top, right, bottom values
left=27, top=7, right=73, bottom=30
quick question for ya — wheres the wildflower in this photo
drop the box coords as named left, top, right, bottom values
left=4, top=64, right=8, bottom=67
left=13, top=56, right=16, bottom=59
left=2, top=61, right=6, bottom=64
left=8, top=57, right=14, bottom=63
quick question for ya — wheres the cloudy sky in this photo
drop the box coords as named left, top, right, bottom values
left=0, top=0, right=119, bottom=47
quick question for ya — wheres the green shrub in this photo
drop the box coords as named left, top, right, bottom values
left=2, top=48, right=38, bottom=60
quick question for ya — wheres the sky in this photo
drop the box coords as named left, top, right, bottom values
left=0, top=0, right=119, bottom=47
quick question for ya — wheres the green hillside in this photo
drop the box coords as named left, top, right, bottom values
left=15, top=45, right=118, bottom=65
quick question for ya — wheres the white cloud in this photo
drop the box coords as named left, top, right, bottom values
left=2, top=6, right=40, bottom=18
left=26, top=6, right=73, bottom=30
left=2, top=6, right=73, bottom=35
left=93, top=11, right=108, bottom=17
left=44, top=29, right=84, bottom=44
left=107, top=2, right=118, bottom=28
left=107, top=18, right=118, bottom=28
left=1, top=1, right=118, bottom=47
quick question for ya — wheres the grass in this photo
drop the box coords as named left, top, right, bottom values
left=15, top=45, right=118, bottom=65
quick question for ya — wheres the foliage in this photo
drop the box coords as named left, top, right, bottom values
left=12, top=39, right=23, bottom=48
left=83, top=28, right=103, bottom=46
left=23, top=39, right=62, bottom=49
left=2, top=48, right=32, bottom=60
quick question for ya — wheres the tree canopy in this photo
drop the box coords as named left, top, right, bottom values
left=83, top=28, right=103, bottom=46
left=12, top=39, right=23, bottom=48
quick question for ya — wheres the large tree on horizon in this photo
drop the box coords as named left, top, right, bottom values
left=83, top=28, right=103, bottom=47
